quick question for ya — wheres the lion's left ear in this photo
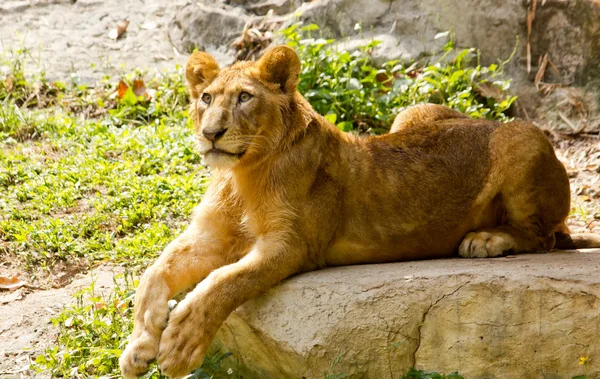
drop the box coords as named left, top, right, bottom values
left=256, top=45, right=301, bottom=93
left=186, top=51, right=220, bottom=99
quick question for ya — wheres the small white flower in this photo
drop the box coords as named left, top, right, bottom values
left=354, top=23, right=361, bottom=31
left=227, top=368, right=233, bottom=375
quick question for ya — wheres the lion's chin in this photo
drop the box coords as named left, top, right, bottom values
left=203, top=149, right=244, bottom=169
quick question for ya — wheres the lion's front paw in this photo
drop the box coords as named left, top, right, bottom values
left=458, top=231, right=515, bottom=258
left=119, top=333, right=159, bottom=379
left=157, top=305, right=209, bottom=378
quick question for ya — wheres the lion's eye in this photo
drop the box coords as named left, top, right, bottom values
left=239, top=92, right=252, bottom=103
left=201, top=93, right=212, bottom=104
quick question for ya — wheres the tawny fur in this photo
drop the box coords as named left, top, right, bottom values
left=119, top=46, right=600, bottom=378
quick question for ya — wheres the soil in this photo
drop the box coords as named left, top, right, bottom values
left=553, top=135, right=600, bottom=235
left=0, top=0, right=188, bottom=82
left=0, top=265, right=124, bottom=379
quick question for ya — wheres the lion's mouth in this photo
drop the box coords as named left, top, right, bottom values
left=206, top=148, right=245, bottom=158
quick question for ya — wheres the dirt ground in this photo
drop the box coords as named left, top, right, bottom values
left=0, top=266, right=123, bottom=379
left=0, top=0, right=188, bottom=82
left=553, top=135, right=600, bottom=235
left=0, top=1, right=599, bottom=378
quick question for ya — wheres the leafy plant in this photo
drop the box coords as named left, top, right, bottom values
left=0, top=102, right=204, bottom=275
left=282, top=23, right=517, bottom=134
left=0, top=47, right=60, bottom=108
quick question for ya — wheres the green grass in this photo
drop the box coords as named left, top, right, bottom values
left=0, top=24, right=520, bottom=378
left=33, top=272, right=232, bottom=378
left=0, top=103, right=206, bottom=275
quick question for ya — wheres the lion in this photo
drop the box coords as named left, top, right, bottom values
left=119, top=45, right=600, bottom=378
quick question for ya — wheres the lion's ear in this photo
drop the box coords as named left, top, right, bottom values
left=186, top=52, right=220, bottom=99
left=256, top=45, right=301, bottom=93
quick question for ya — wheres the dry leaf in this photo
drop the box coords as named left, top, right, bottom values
left=375, top=71, right=392, bottom=87
left=534, top=53, right=548, bottom=90
left=526, top=0, right=537, bottom=74
left=539, top=82, right=569, bottom=95
left=109, top=19, right=130, bottom=40
left=95, top=302, right=106, bottom=310
left=5, top=76, right=14, bottom=92
left=547, top=56, right=561, bottom=78
left=476, top=82, right=505, bottom=102
left=116, top=80, right=129, bottom=99
left=0, top=276, right=28, bottom=292
left=558, top=111, right=584, bottom=135
left=132, top=79, right=147, bottom=97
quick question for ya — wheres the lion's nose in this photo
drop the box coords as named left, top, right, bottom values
left=203, top=128, right=226, bottom=142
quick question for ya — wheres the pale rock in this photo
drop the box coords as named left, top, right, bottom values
left=213, top=251, right=600, bottom=378
left=168, top=1, right=248, bottom=64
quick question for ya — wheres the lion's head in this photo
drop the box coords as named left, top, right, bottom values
left=186, top=46, right=302, bottom=169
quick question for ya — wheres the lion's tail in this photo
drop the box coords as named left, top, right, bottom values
left=554, top=232, right=600, bottom=249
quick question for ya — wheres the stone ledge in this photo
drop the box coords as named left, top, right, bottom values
left=214, top=250, right=600, bottom=378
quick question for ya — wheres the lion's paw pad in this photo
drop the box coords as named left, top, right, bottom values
left=459, top=231, right=515, bottom=258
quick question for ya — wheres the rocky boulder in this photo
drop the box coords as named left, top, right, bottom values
left=213, top=250, right=600, bottom=378
left=168, top=2, right=249, bottom=65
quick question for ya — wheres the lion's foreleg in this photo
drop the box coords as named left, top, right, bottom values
left=156, top=235, right=306, bottom=378
left=119, top=206, right=246, bottom=378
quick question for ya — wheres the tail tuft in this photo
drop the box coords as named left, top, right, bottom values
left=554, top=232, right=600, bottom=250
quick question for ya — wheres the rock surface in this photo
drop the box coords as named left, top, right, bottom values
left=292, top=0, right=600, bottom=131
left=168, top=1, right=249, bottom=66
left=214, top=250, right=600, bottom=378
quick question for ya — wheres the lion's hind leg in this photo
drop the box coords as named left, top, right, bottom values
left=390, top=104, right=467, bottom=133
left=459, top=122, right=571, bottom=258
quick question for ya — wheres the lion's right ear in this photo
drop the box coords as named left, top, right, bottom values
left=256, top=45, right=301, bottom=93
left=185, top=52, right=220, bottom=99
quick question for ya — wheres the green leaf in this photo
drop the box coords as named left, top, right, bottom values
left=336, top=121, right=353, bottom=132
left=300, top=24, right=319, bottom=32
left=324, top=113, right=337, bottom=124
left=120, top=87, right=139, bottom=106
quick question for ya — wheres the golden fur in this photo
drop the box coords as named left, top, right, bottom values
left=119, top=46, right=600, bottom=378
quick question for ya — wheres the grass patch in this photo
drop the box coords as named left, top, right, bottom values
left=33, top=272, right=233, bottom=378
left=0, top=104, right=206, bottom=276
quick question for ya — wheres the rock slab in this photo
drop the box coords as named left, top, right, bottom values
left=214, top=250, right=600, bottom=378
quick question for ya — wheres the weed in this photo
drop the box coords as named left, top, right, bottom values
left=0, top=103, right=205, bottom=276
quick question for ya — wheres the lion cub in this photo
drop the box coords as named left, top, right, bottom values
left=120, top=46, right=600, bottom=378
